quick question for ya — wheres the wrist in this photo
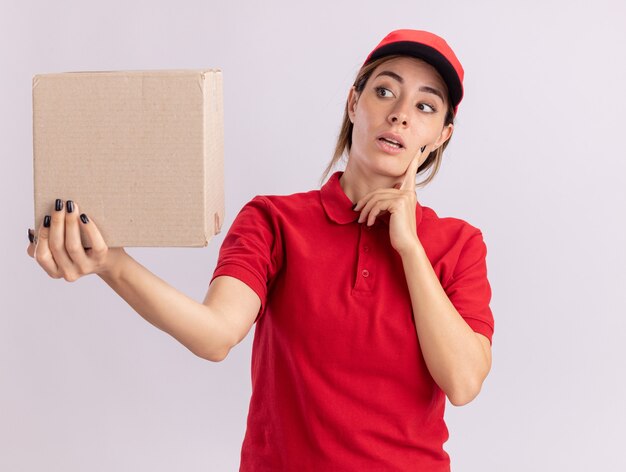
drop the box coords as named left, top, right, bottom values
left=398, top=239, right=425, bottom=259
left=97, top=247, right=129, bottom=282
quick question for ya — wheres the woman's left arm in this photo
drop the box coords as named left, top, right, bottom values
left=398, top=242, right=492, bottom=406
left=353, top=146, right=491, bottom=406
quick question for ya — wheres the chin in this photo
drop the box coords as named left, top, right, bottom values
left=370, top=155, right=410, bottom=177
left=350, top=146, right=409, bottom=178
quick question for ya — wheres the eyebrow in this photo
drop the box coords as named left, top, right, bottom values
left=374, top=70, right=446, bottom=104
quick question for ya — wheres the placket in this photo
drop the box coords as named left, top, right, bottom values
left=353, top=222, right=378, bottom=292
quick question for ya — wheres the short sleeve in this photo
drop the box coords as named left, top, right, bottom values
left=444, top=230, right=495, bottom=345
left=210, top=196, right=283, bottom=323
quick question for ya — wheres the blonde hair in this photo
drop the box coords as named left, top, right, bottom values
left=319, top=54, right=456, bottom=188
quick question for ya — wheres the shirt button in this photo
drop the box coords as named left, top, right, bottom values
left=363, top=246, right=369, bottom=253
left=361, top=269, right=370, bottom=278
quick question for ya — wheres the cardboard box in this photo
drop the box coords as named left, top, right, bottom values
left=32, top=69, right=224, bottom=247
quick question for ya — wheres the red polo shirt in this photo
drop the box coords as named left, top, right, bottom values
left=210, top=170, right=494, bottom=471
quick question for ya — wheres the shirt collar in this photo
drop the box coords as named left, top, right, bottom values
left=320, top=171, right=423, bottom=227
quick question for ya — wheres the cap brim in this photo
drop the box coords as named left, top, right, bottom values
left=366, top=41, right=463, bottom=111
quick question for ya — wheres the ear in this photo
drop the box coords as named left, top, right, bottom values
left=347, top=86, right=359, bottom=124
left=431, top=123, right=454, bottom=151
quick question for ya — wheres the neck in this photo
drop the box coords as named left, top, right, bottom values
left=339, top=160, right=400, bottom=204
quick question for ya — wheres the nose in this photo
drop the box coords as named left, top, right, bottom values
left=388, top=101, right=410, bottom=126
left=389, top=115, right=407, bottom=126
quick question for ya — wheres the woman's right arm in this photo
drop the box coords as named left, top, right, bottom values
left=97, top=252, right=260, bottom=362
left=28, top=199, right=260, bottom=362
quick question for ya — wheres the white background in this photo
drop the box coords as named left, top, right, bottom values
left=2, top=0, right=625, bottom=470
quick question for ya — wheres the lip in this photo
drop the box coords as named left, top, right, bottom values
left=376, top=132, right=405, bottom=149
left=375, top=137, right=404, bottom=155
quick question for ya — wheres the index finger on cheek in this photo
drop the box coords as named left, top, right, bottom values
left=400, top=152, right=422, bottom=191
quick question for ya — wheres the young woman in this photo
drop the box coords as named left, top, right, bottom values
left=28, top=29, right=494, bottom=471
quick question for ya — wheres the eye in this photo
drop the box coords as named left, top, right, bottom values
left=374, top=86, right=395, bottom=98
left=417, top=102, right=437, bottom=113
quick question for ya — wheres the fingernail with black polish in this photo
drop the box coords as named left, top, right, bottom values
left=44, top=215, right=51, bottom=227
left=66, top=200, right=74, bottom=213
left=80, top=213, right=89, bottom=224
left=55, top=199, right=63, bottom=211
left=28, top=229, right=34, bottom=243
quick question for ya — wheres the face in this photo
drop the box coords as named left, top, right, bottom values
left=347, top=56, right=454, bottom=178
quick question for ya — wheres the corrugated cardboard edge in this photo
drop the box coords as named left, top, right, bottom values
left=203, top=70, right=225, bottom=247
left=32, top=75, right=42, bottom=232
left=32, top=75, right=36, bottom=231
